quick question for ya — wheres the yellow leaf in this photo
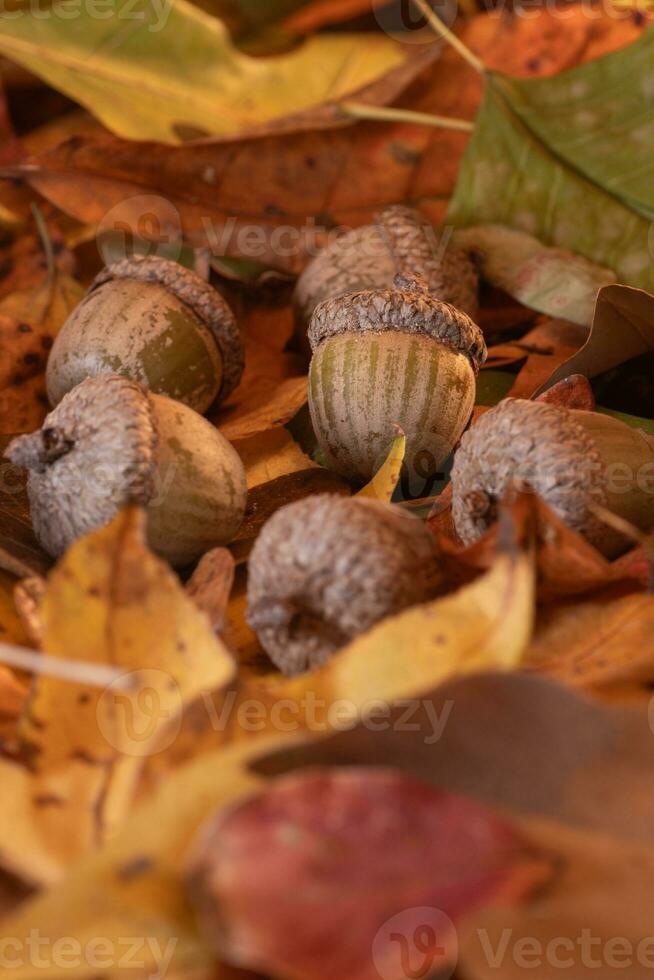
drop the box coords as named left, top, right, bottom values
left=0, top=509, right=236, bottom=885
left=234, top=428, right=317, bottom=490
left=0, top=0, right=407, bottom=143
left=357, top=428, right=406, bottom=503
left=278, top=543, right=536, bottom=726
left=24, top=508, right=235, bottom=768
left=0, top=735, right=293, bottom=980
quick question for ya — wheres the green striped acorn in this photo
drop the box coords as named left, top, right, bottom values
left=451, top=397, right=654, bottom=558
left=46, top=256, right=244, bottom=414
left=5, top=374, right=247, bottom=567
left=307, top=273, right=487, bottom=485
left=294, top=204, right=480, bottom=353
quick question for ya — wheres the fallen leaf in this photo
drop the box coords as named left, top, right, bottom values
left=460, top=815, right=654, bottom=980
left=455, top=225, right=615, bottom=326
left=0, top=735, right=289, bottom=980
left=526, top=588, right=654, bottom=689
left=234, top=428, right=318, bottom=489
left=253, top=670, right=654, bottom=845
left=537, top=283, right=654, bottom=395
left=430, top=493, right=644, bottom=602
left=0, top=0, right=416, bottom=144
left=485, top=318, right=587, bottom=399
left=186, top=768, right=551, bottom=980
left=23, top=508, right=235, bottom=769
left=15, top=12, right=648, bottom=271
left=448, top=27, right=654, bottom=292
left=0, top=509, right=237, bottom=884
left=357, top=428, right=406, bottom=502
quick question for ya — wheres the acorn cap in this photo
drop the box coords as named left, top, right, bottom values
left=308, top=273, right=487, bottom=373
left=5, top=375, right=157, bottom=558
left=247, top=493, right=441, bottom=676
left=91, top=256, right=244, bottom=401
left=376, top=204, right=480, bottom=317
left=451, top=398, right=609, bottom=548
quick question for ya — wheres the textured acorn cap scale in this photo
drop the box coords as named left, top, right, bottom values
left=6, top=374, right=247, bottom=567
left=308, top=273, right=486, bottom=484
left=46, top=255, right=244, bottom=414
left=451, top=397, right=654, bottom=558
left=294, top=204, right=480, bottom=334
left=246, top=493, right=442, bottom=675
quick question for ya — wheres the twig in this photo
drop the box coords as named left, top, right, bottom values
left=411, top=0, right=486, bottom=75
left=341, top=102, right=474, bottom=133
left=0, top=641, right=135, bottom=690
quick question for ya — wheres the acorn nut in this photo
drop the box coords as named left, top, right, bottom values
left=246, top=493, right=442, bottom=675
left=46, top=256, right=244, bottom=413
left=6, top=374, right=247, bottom=567
left=451, top=397, right=654, bottom=558
left=308, top=273, right=487, bottom=484
left=294, top=204, right=480, bottom=337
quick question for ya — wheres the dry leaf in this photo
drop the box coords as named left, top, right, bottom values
left=357, top=429, right=406, bottom=503
left=16, top=12, right=647, bottom=272
left=0, top=0, right=417, bottom=143
left=455, top=225, right=615, bottom=327
left=0, top=508, right=237, bottom=885
left=526, top=588, right=654, bottom=689
left=538, top=284, right=654, bottom=395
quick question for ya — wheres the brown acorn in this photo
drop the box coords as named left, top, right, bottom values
left=294, top=204, right=479, bottom=339
left=308, top=273, right=486, bottom=484
left=246, top=493, right=442, bottom=675
left=46, top=256, right=244, bottom=413
left=451, top=397, right=654, bottom=558
left=6, top=375, right=247, bottom=567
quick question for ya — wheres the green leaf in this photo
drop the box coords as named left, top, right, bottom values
left=0, top=0, right=407, bottom=143
left=448, top=28, right=654, bottom=292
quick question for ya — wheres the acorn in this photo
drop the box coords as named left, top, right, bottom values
left=5, top=375, right=247, bottom=567
left=294, top=204, right=479, bottom=337
left=451, top=397, right=654, bottom=558
left=46, top=256, right=244, bottom=413
left=246, top=493, right=442, bottom=675
left=308, top=273, right=487, bottom=484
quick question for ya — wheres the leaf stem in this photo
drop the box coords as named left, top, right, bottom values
left=341, top=101, right=474, bottom=133
left=0, top=640, right=134, bottom=690
left=411, top=0, right=486, bottom=75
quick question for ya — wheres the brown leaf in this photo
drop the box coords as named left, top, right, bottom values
left=253, top=670, right=654, bottom=844
left=526, top=587, right=654, bottom=689
left=537, top=284, right=654, bottom=396
left=14, top=12, right=648, bottom=272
